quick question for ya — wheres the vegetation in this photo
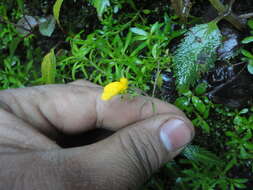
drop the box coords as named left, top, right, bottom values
left=0, top=0, right=253, bottom=189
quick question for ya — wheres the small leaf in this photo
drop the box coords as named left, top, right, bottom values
left=123, top=31, right=132, bottom=53
left=248, top=19, right=253, bottom=30
left=53, top=0, right=64, bottom=25
left=239, top=108, right=249, bottom=115
left=39, top=15, right=56, bottom=37
left=151, top=44, right=158, bottom=58
left=92, top=0, right=110, bottom=19
left=175, top=97, right=194, bottom=113
left=195, top=82, right=208, bottom=95
left=182, top=145, right=221, bottom=165
left=192, top=114, right=210, bottom=133
left=233, top=115, right=247, bottom=126
left=247, top=62, right=253, bottom=75
left=173, top=21, right=222, bottom=93
left=175, top=97, right=190, bottom=110
left=41, top=49, right=56, bottom=84
left=130, top=27, right=148, bottom=36
left=192, top=96, right=206, bottom=114
left=241, top=49, right=253, bottom=59
left=16, top=0, right=24, bottom=12
left=241, top=36, right=253, bottom=44
left=244, top=142, right=253, bottom=150
left=143, top=9, right=151, bottom=14
left=130, top=42, right=147, bottom=56
left=233, top=179, right=248, bottom=184
left=223, top=158, right=236, bottom=174
left=9, top=37, right=22, bottom=56
left=150, top=22, right=160, bottom=34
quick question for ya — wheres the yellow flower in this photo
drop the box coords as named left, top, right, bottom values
left=101, top=78, right=128, bottom=101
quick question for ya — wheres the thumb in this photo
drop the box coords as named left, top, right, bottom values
left=75, top=113, right=194, bottom=190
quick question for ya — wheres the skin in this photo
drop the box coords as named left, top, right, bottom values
left=0, top=80, right=194, bottom=190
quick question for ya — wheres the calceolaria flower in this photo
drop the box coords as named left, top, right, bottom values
left=101, top=78, right=128, bottom=101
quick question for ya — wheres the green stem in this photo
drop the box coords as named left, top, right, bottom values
left=208, top=0, right=245, bottom=31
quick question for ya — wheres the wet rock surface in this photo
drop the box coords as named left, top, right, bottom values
left=207, top=63, right=253, bottom=108
left=154, top=71, right=177, bottom=103
left=217, top=27, right=240, bottom=61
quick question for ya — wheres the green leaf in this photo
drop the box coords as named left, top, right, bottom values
left=92, top=0, right=110, bottom=19
left=248, top=19, right=253, bottom=30
left=41, top=49, right=56, bottom=84
left=16, top=0, right=24, bottom=12
left=175, top=96, right=191, bottom=111
left=130, top=42, right=147, bottom=56
left=233, top=115, right=248, bottom=126
left=192, top=114, right=210, bottom=133
left=233, top=179, right=248, bottom=184
left=223, top=158, right=236, bottom=174
left=239, top=108, right=249, bottom=115
left=130, top=27, right=148, bottom=36
left=194, top=82, right=208, bottom=95
left=123, top=31, right=132, bottom=53
left=143, top=9, right=151, bottom=14
left=150, top=22, right=160, bottom=34
left=182, top=145, right=221, bottom=165
left=39, top=16, right=56, bottom=37
left=244, top=142, right=253, bottom=150
left=53, top=0, right=64, bottom=25
left=192, top=96, right=206, bottom=114
left=151, top=44, right=158, bottom=58
left=241, top=49, right=253, bottom=59
left=234, top=183, right=246, bottom=189
left=9, top=37, right=22, bottom=56
left=247, top=61, right=253, bottom=75
left=241, top=36, right=253, bottom=44
left=173, top=21, right=222, bottom=93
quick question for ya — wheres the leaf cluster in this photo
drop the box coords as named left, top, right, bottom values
left=241, top=19, right=253, bottom=74
left=60, top=13, right=183, bottom=91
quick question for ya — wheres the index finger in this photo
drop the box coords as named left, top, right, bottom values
left=0, top=80, right=187, bottom=136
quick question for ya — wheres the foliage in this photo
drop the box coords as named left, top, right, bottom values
left=175, top=86, right=212, bottom=133
left=226, top=113, right=253, bottom=160
left=53, top=0, right=64, bottom=25
left=41, top=49, right=56, bottom=84
left=241, top=19, right=253, bottom=75
left=0, top=3, right=41, bottom=88
left=39, top=16, right=56, bottom=37
left=92, top=0, right=110, bottom=19
left=60, top=13, right=183, bottom=90
left=1, top=0, right=253, bottom=189
left=173, top=21, right=222, bottom=93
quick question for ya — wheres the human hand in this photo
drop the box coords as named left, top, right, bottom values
left=0, top=80, right=194, bottom=190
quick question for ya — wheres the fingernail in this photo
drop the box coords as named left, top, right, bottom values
left=160, top=119, right=192, bottom=152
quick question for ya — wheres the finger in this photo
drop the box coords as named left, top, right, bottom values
left=0, top=113, right=193, bottom=190
left=0, top=109, right=59, bottom=152
left=68, top=79, right=101, bottom=88
left=69, top=113, right=194, bottom=189
left=0, top=80, right=185, bottom=137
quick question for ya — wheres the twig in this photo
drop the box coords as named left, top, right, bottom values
left=208, top=0, right=245, bottom=31
left=239, top=13, right=253, bottom=19
left=152, top=61, right=161, bottom=98
left=207, top=63, right=247, bottom=97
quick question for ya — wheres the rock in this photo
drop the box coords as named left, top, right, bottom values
left=217, top=27, right=240, bottom=61
left=208, top=63, right=253, bottom=108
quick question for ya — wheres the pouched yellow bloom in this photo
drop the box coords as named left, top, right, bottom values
left=101, top=78, right=128, bottom=101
